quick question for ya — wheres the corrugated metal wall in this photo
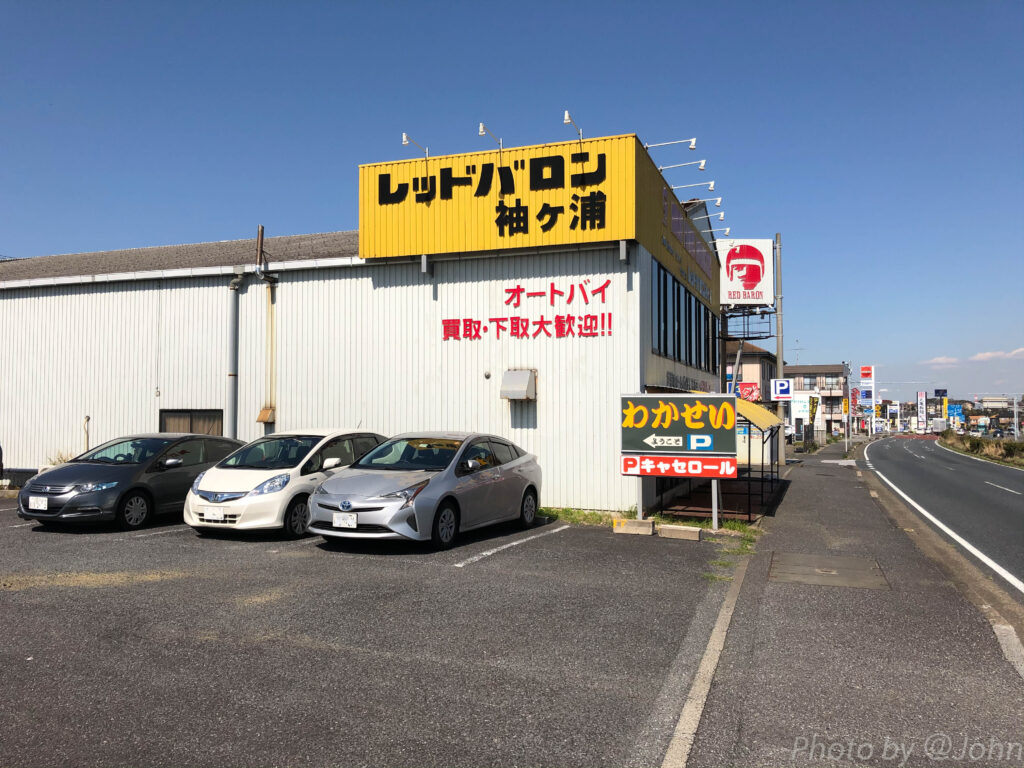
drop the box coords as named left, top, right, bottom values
left=0, top=277, right=227, bottom=466
left=1, top=247, right=645, bottom=510
left=276, top=247, right=640, bottom=510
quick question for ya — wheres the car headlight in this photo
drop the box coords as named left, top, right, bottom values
left=191, top=471, right=207, bottom=495
left=75, top=481, right=118, bottom=494
left=382, top=479, right=430, bottom=509
left=248, top=473, right=290, bottom=496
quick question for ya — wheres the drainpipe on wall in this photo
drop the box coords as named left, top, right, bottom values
left=253, top=225, right=278, bottom=431
left=226, top=267, right=245, bottom=439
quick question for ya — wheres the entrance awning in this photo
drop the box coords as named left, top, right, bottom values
left=736, top=398, right=783, bottom=430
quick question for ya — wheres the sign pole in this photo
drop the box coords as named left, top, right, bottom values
left=711, top=478, right=719, bottom=532
left=774, top=232, right=785, bottom=468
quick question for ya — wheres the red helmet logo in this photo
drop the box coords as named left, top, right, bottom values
left=725, top=245, right=765, bottom=290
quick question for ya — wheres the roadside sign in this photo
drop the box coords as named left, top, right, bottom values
left=736, top=382, right=761, bottom=401
left=860, top=365, right=874, bottom=379
left=843, top=398, right=849, bottom=414
left=770, top=378, right=793, bottom=401
left=620, top=394, right=737, bottom=457
left=809, top=396, right=820, bottom=424
left=621, top=455, right=737, bottom=478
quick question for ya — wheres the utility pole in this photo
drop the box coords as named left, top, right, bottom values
left=775, top=233, right=785, bottom=467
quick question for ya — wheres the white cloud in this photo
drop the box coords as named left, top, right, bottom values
left=922, top=356, right=959, bottom=368
left=969, top=347, right=1024, bottom=361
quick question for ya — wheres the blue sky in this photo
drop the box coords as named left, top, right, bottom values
left=2, top=0, right=1021, bottom=402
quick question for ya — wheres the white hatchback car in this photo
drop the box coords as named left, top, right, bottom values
left=184, top=429, right=386, bottom=537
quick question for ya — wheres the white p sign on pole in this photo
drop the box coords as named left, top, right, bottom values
left=771, top=378, right=794, bottom=401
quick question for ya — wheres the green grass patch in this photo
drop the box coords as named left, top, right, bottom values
left=540, top=507, right=617, bottom=527
left=648, top=514, right=761, bottom=537
left=702, top=572, right=733, bottom=582
left=709, top=559, right=735, bottom=568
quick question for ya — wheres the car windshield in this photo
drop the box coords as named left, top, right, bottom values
left=218, top=435, right=321, bottom=470
left=354, top=438, right=463, bottom=472
left=74, top=437, right=175, bottom=465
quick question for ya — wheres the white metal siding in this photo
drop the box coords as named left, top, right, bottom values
left=272, top=248, right=640, bottom=510
left=1, top=248, right=643, bottom=510
left=0, top=278, right=227, bottom=467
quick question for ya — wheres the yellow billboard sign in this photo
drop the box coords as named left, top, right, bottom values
left=359, top=135, right=638, bottom=259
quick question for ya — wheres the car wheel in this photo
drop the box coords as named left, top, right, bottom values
left=283, top=496, right=310, bottom=539
left=519, top=489, right=538, bottom=529
left=117, top=492, right=151, bottom=530
left=431, top=502, right=458, bottom=550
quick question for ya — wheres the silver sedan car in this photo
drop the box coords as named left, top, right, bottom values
left=308, top=432, right=541, bottom=549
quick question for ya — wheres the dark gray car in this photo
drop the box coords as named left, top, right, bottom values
left=17, top=433, right=243, bottom=530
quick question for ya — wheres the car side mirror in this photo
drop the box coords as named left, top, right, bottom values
left=322, top=457, right=342, bottom=470
left=458, top=459, right=482, bottom=475
left=160, top=457, right=183, bottom=469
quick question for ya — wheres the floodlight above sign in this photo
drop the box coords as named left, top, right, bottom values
left=620, top=394, right=737, bottom=457
left=717, top=239, right=775, bottom=307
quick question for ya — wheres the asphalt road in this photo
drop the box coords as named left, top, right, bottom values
left=865, top=437, right=1024, bottom=595
left=0, top=506, right=728, bottom=768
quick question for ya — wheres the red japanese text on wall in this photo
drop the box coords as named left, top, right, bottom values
left=442, top=279, right=613, bottom=341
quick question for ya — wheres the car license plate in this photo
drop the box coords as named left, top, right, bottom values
left=28, top=496, right=48, bottom=511
left=332, top=512, right=357, bottom=528
left=203, top=507, right=225, bottom=521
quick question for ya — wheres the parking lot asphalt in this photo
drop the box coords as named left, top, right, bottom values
left=0, top=506, right=727, bottom=768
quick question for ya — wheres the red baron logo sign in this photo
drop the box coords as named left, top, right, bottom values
left=860, top=365, right=874, bottom=379
left=621, top=455, right=738, bottom=478
left=717, top=238, right=775, bottom=307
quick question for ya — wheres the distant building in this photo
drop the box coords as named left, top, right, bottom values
left=786, top=363, right=851, bottom=437
left=724, top=341, right=778, bottom=403
left=979, top=397, right=1010, bottom=409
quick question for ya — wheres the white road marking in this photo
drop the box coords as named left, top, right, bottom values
left=865, top=443, right=1024, bottom=597
left=133, top=527, right=191, bottom=538
left=985, top=481, right=1022, bottom=496
left=936, top=440, right=1024, bottom=473
left=9, top=522, right=34, bottom=528
left=660, top=557, right=750, bottom=768
left=453, top=525, right=570, bottom=568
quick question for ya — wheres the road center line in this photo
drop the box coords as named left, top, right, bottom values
left=985, top=481, right=1022, bottom=496
left=865, top=444, right=1024, bottom=597
left=453, top=524, right=570, bottom=568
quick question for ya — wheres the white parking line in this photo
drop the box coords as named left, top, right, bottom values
left=453, top=525, right=570, bottom=568
left=985, top=481, right=1022, bottom=496
left=133, top=527, right=191, bottom=538
left=9, top=522, right=34, bottom=528
left=267, top=538, right=323, bottom=552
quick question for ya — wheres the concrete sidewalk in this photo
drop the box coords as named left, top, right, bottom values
left=687, top=442, right=1024, bottom=768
